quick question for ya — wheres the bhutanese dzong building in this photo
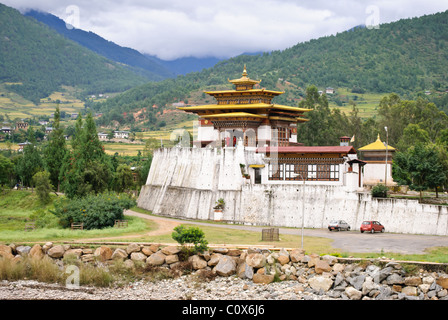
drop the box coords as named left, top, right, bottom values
left=177, top=66, right=363, bottom=187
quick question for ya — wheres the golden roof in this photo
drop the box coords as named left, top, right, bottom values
left=204, top=89, right=284, bottom=96
left=227, top=65, right=261, bottom=85
left=178, top=103, right=311, bottom=113
left=200, top=112, right=268, bottom=119
left=358, top=134, right=396, bottom=151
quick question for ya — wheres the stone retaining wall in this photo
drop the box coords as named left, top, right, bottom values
left=1, top=242, right=448, bottom=300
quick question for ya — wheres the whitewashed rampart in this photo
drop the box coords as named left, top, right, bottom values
left=138, top=148, right=448, bottom=236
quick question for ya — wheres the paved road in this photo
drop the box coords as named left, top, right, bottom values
left=125, top=210, right=448, bottom=255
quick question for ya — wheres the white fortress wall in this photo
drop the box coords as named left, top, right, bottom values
left=138, top=147, right=448, bottom=236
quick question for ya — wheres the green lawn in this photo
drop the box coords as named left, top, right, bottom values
left=0, top=190, right=151, bottom=243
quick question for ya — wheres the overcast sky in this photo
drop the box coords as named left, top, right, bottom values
left=2, top=0, right=448, bottom=60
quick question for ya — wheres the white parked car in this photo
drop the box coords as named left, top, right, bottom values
left=328, top=220, right=351, bottom=231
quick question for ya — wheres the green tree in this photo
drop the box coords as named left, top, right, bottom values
left=392, top=143, right=446, bottom=201
left=396, top=124, right=430, bottom=152
left=33, top=170, right=53, bottom=205
left=115, top=164, right=134, bottom=192
left=0, top=154, right=13, bottom=187
left=43, top=105, right=67, bottom=191
left=60, top=112, right=113, bottom=198
left=15, top=127, right=43, bottom=188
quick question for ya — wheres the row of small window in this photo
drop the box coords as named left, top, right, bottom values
left=268, top=163, right=340, bottom=181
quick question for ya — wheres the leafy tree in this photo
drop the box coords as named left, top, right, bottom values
left=0, top=154, right=13, bottom=187
left=43, top=105, right=67, bottom=191
left=392, top=143, right=446, bottom=201
left=115, top=164, right=134, bottom=192
left=33, top=170, right=53, bottom=205
left=396, top=124, right=430, bottom=152
left=15, top=127, right=43, bottom=187
left=171, top=225, right=208, bottom=257
left=60, top=112, right=113, bottom=198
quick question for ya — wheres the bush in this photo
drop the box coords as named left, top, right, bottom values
left=371, top=184, right=388, bottom=198
left=171, top=225, right=208, bottom=257
left=52, top=192, right=136, bottom=230
left=33, top=171, right=53, bottom=205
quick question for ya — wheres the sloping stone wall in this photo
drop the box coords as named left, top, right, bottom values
left=138, top=148, right=448, bottom=236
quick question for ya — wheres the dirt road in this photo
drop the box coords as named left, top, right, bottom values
left=123, top=210, right=448, bottom=255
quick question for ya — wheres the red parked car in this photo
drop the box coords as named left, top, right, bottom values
left=360, top=221, right=385, bottom=233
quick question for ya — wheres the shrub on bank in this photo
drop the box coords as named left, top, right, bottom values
left=52, top=192, right=136, bottom=230
left=371, top=184, right=388, bottom=198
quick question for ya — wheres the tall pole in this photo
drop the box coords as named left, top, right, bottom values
left=301, top=176, right=305, bottom=250
left=384, top=127, right=388, bottom=187
left=292, top=172, right=305, bottom=250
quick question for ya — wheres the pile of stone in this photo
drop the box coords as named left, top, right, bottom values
left=1, top=242, right=447, bottom=300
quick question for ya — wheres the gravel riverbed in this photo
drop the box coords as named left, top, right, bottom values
left=0, top=276, right=326, bottom=300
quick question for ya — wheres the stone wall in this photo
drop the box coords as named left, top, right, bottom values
left=138, top=148, right=448, bottom=236
left=1, top=242, right=447, bottom=300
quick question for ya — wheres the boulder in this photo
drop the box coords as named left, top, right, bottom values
left=142, top=246, right=155, bottom=256
left=126, top=243, right=140, bottom=254
left=47, top=245, right=65, bottom=259
left=307, top=254, right=320, bottom=268
left=0, top=244, right=14, bottom=259
left=165, top=254, right=179, bottom=265
left=63, top=249, right=83, bottom=259
left=148, top=244, right=160, bottom=252
left=42, top=242, right=53, bottom=253
left=94, top=246, right=113, bottom=261
left=81, top=254, right=95, bottom=262
left=350, top=275, right=367, bottom=291
left=161, top=246, right=180, bottom=256
left=130, top=252, right=147, bottom=263
left=314, top=260, right=332, bottom=274
left=146, top=251, right=165, bottom=266
left=227, top=249, right=242, bottom=256
left=237, top=262, right=254, bottom=280
left=189, top=255, right=207, bottom=269
left=124, top=259, right=135, bottom=269
left=345, top=287, right=362, bottom=300
left=321, top=255, right=338, bottom=266
left=402, top=286, right=418, bottom=296
left=289, top=249, right=305, bottom=263
left=16, top=245, right=31, bottom=256
left=252, top=274, right=274, bottom=284
left=213, top=248, right=229, bottom=254
left=215, top=255, right=237, bottom=276
left=405, top=276, right=422, bottom=287
left=436, top=275, right=448, bottom=289
left=277, top=255, right=290, bottom=265
left=308, top=275, right=334, bottom=292
left=246, top=253, right=266, bottom=269
left=111, top=248, right=128, bottom=261
left=387, top=273, right=404, bottom=285
left=208, top=254, right=222, bottom=266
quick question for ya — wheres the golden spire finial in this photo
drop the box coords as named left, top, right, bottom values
left=242, top=64, right=248, bottom=77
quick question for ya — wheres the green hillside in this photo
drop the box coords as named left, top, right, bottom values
left=94, top=10, right=448, bottom=129
left=0, top=3, right=148, bottom=105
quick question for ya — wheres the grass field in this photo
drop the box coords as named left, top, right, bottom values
left=328, top=88, right=384, bottom=119
left=0, top=84, right=85, bottom=119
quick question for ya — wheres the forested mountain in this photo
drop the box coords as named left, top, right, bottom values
left=94, top=10, right=448, bottom=127
left=0, top=3, right=149, bottom=104
left=24, top=10, right=175, bottom=80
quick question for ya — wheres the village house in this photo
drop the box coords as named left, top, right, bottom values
left=114, top=130, right=130, bottom=139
